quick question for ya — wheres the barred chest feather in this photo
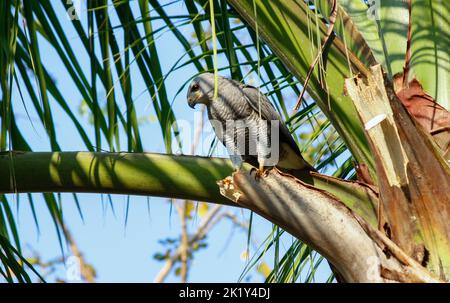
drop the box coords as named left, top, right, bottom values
left=207, top=95, right=252, bottom=122
left=206, top=96, right=279, bottom=167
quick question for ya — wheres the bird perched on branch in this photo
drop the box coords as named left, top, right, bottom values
left=187, top=73, right=315, bottom=175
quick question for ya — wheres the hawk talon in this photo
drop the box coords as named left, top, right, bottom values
left=254, top=166, right=271, bottom=180
left=249, top=167, right=259, bottom=179
left=249, top=167, right=263, bottom=180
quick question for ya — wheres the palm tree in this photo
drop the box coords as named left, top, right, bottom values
left=0, top=0, right=448, bottom=282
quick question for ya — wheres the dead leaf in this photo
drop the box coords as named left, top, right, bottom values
left=393, top=74, right=450, bottom=157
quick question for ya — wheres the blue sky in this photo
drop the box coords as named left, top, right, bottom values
left=5, top=0, right=332, bottom=282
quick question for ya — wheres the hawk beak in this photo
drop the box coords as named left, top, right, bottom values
left=188, top=91, right=201, bottom=109
left=188, top=96, right=196, bottom=109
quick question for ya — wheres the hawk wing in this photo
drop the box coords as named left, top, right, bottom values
left=234, top=81, right=303, bottom=158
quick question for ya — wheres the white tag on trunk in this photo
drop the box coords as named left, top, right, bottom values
left=364, top=114, right=387, bottom=130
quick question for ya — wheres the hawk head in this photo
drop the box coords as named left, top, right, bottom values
left=186, top=73, right=217, bottom=108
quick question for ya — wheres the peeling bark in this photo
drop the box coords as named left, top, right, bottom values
left=345, top=65, right=450, bottom=280
left=393, top=74, right=450, bottom=160
left=217, top=168, right=442, bottom=282
left=213, top=64, right=448, bottom=283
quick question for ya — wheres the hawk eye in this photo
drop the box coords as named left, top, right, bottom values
left=191, top=83, right=200, bottom=91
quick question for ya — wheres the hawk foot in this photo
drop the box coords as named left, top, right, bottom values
left=250, top=166, right=271, bottom=180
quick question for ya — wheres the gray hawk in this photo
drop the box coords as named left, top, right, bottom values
left=187, top=73, right=315, bottom=174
